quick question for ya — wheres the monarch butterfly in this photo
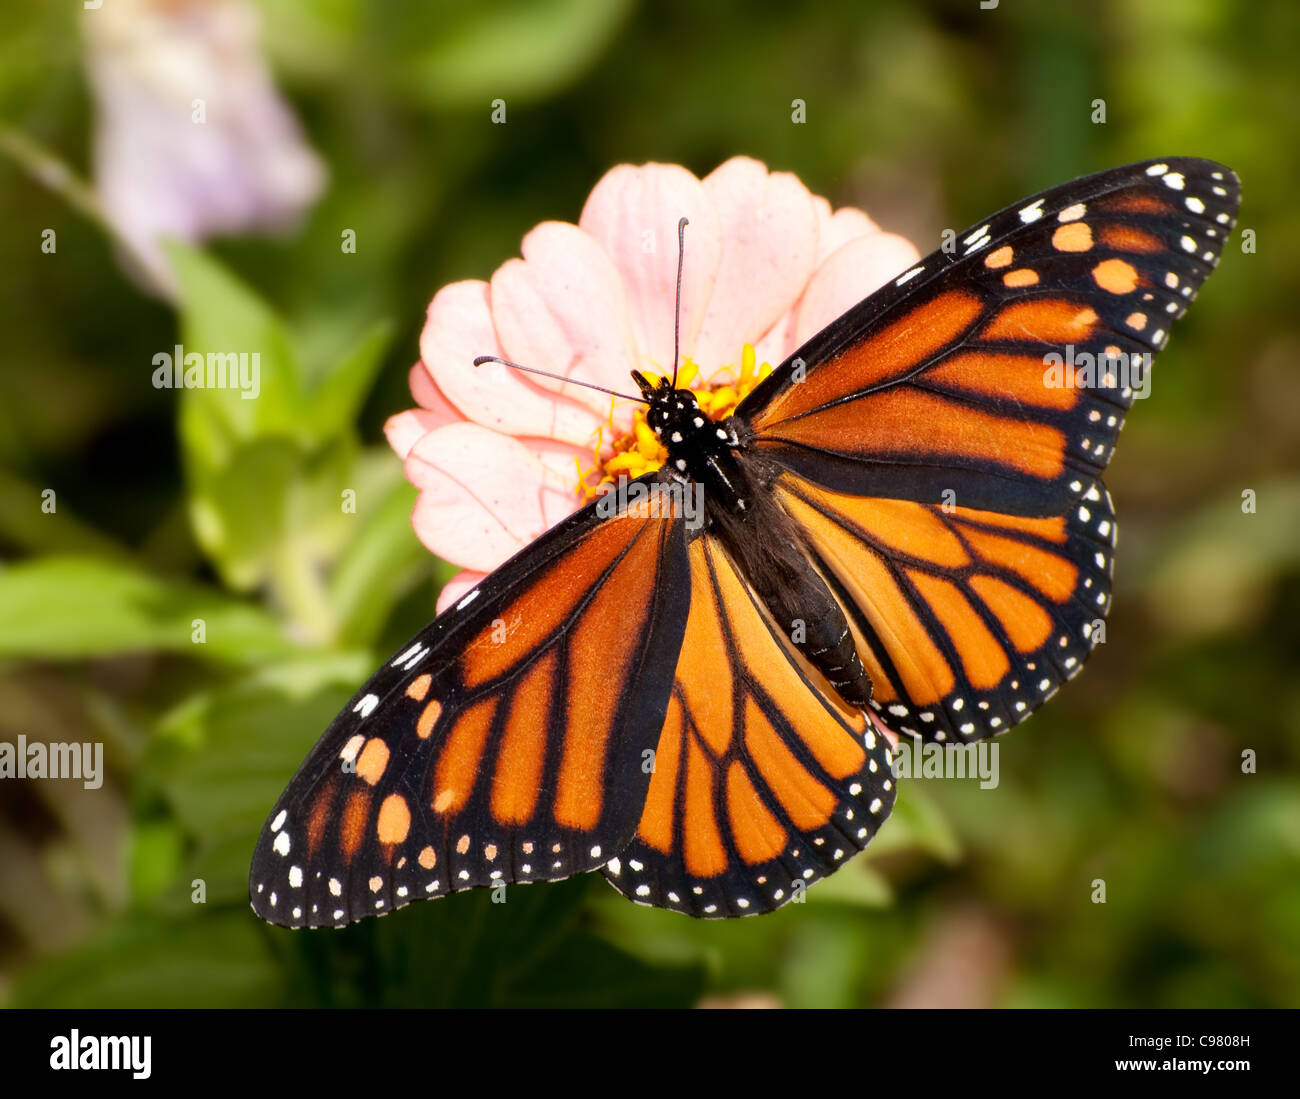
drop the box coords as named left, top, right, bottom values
left=251, top=157, right=1239, bottom=925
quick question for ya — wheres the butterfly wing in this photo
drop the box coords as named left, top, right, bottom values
left=601, top=533, right=897, bottom=917
left=773, top=479, right=1113, bottom=744
left=737, top=158, right=1240, bottom=744
left=250, top=480, right=690, bottom=928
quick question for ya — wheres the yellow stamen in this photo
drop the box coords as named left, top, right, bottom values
left=575, top=345, right=775, bottom=502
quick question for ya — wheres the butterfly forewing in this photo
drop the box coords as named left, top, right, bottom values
left=250, top=484, right=690, bottom=928
left=738, top=158, right=1239, bottom=744
left=743, top=158, right=1240, bottom=514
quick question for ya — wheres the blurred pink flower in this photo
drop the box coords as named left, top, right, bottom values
left=84, top=0, right=325, bottom=296
left=385, top=156, right=920, bottom=613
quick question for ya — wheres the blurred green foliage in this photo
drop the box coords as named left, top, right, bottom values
left=0, top=0, right=1297, bottom=1008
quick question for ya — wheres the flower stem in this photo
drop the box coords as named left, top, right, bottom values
left=0, top=124, right=110, bottom=230
left=0, top=122, right=164, bottom=291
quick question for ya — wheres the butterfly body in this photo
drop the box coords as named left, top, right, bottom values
left=252, top=158, right=1239, bottom=925
left=637, top=371, right=875, bottom=707
left=636, top=372, right=749, bottom=505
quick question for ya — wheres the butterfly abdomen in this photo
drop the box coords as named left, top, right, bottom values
left=709, top=484, right=873, bottom=709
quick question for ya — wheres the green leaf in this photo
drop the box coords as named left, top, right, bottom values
left=404, top=0, right=633, bottom=107
left=0, top=468, right=128, bottom=559
left=163, top=244, right=396, bottom=627
left=0, top=556, right=292, bottom=663
left=151, top=654, right=373, bottom=873
left=186, top=437, right=303, bottom=590
left=167, top=241, right=303, bottom=452
left=869, top=783, right=962, bottom=864
left=782, top=921, right=870, bottom=1008
left=11, top=911, right=282, bottom=1008
left=505, top=929, right=705, bottom=1008
left=327, top=456, right=429, bottom=646
left=167, top=243, right=313, bottom=588
left=127, top=821, right=186, bottom=905
left=272, top=878, right=705, bottom=1008
left=1144, top=477, right=1300, bottom=639
left=804, top=858, right=894, bottom=909
left=300, top=318, right=394, bottom=445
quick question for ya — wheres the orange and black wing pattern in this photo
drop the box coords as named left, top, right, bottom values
left=776, top=479, right=1112, bottom=744
left=251, top=158, right=1238, bottom=926
left=737, top=158, right=1239, bottom=743
left=249, top=483, right=690, bottom=928
left=602, top=534, right=896, bottom=917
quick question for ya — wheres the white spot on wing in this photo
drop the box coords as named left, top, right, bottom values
left=392, top=643, right=422, bottom=666
left=1018, top=199, right=1045, bottom=223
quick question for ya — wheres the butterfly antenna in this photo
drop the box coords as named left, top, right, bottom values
left=671, top=216, right=689, bottom=388
left=473, top=356, right=648, bottom=404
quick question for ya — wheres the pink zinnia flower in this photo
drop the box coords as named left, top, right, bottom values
left=385, top=157, right=920, bottom=614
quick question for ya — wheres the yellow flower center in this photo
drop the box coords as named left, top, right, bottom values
left=575, top=344, right=773, bottom=501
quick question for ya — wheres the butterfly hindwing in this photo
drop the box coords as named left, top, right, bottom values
left=250, top=482, right=690, bottom=928
left=775, top=473, right=1115, bottom=743
left=737, top=158, right=1239, bottom=743
left=601, top=534, right=897, bottom=917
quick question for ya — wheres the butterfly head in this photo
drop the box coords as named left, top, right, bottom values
left=630, top=369, right=670, bottom=400
left=632, top=370, right=715, bottom=443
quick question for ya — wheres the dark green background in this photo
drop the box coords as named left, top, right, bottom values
left=1, top=0, right=1297, bottom=1007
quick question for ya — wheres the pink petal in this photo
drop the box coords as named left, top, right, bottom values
left=811, top=195, right=880, bottom=263
left=384, top=408, right=450, bottom=460
left=436, top=570, right=489, bottom=615
left=752, top=202, right=904, bottom=366
left=420, top=280, right=604, bottom=447
left=579, top=163, right=721, bottom=373
left=793, top=232, right=921, bottom=346
left=751, top=309, right=801, bottom=367
left=408, top=362, right=461, bottom=420
left=405, top=422, right=584, bottom=571
left=489, top=221, right=642, bottom=419
left=692, top=157, right=819, bottom=370
left=868, top=711, right=900, bottom=751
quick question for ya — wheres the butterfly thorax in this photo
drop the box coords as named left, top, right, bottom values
left=639, top=379, right=751, bottom=507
